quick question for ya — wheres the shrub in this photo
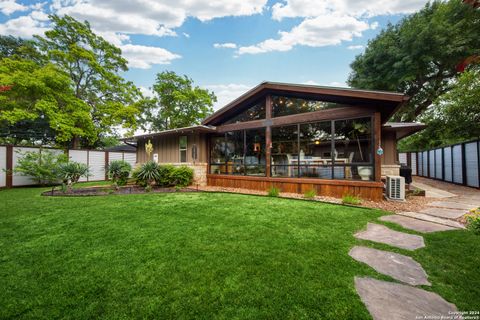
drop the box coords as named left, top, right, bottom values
left=304, top=189, right=317, bottom=199
left=465, top=207, right=480, bottom=235
left=132, top=161, right=161, bottom=187
left=12, top=150, right=68, bottom=186
left=267, top=186, right=280, bottom=197
left=107, top=160, right=132, bottom=188
left=342, top=193, right=362, bottom=205
left=169, top=166, right=194, bottom=187
left=156, top=164, right=175, bottom=187
left=59, top=161, right=89, bottom=191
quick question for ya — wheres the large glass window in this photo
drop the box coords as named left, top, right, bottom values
left=270, top=117, right=374, bottom=180
left=179, top=136, right=187, bottom=163
left=223, top=100, right=266, bottom=124
left=272, top=95, right=347, bottom=118
left=209, top=129, right=266, bottom=176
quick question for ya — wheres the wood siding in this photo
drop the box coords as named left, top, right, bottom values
left=381, top=131, right=398, bottom=165
left=137, top=133, right=208, bottom=164
left=207, top=174, right=384, bottom=201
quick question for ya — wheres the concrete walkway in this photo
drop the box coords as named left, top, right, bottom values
left=350, top=177, right=480, bottom=319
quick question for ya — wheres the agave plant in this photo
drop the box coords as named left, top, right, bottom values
left=59, top=161, right=89, bottom=191
left=107, top=160, right=132, bottom=188
left=132, top=161, right=161, bottom=187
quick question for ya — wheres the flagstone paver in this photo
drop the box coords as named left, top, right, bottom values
left=397, top=212, right=465, bottom=229
left=419, top=207, right=467, bottom=219
left=428, top=201, right=476, bottom=211
left=355, top=277, right=458, bottom=320
left=354, top=223, right=425, bottom=250
left=379, top=215, right=456, bottom=233
left=349, top=246, right=430, bottom=286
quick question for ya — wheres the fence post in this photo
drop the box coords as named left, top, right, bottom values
left=427, top=150, right=430, bottom=178
left=461, top=143, right=467, bottom=186
left=105, top=151, right=109, bottom=181
left=451, top=146, right=454, bottom=183
left=6, top=145, right=13, bottom=188
left=441, top=147, right=445, bottom=181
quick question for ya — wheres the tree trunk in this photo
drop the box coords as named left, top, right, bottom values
left=71, top=135, right=80, bottom=149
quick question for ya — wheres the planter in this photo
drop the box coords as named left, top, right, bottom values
left=357, top=166, right=373, bottom=181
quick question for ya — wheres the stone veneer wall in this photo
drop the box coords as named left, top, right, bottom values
left=381, top=164, right=400, bottom=178
left=170, top=162, right=208, bottom=186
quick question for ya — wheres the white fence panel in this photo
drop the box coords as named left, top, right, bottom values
left=422, top=151, right=428, bottom=177
left=124, top=153, right=137, bottom=168
left=417, top=152, right=423, bottom=176
left=68, top=150, right=89, bottom=182
left=0, top=146, right=6, bottom=187
left=410, top=153, right=417, bottom=175
left=88, top=151, right=105, bottom=181
left=443, top=147, right=452, bottom=182
left=108, top=152, right=123, bottom=163
left=399, top=153, right=407, bottom=165
left=435, top=148, right=443, bottom=180
left=428, top=150, right=435, bottom=178
left=465, top=142, right=479, bottom=188
left=452, top=145, right=463, bottom=184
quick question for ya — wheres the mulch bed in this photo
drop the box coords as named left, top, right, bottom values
left=42, top=185, right=200, bottom=197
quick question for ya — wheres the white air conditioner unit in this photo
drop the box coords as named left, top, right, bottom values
left=386, top=175, right=405, bottom=201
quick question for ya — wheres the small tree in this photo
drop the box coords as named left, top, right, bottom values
left=12, top=150, right=67, bottom=190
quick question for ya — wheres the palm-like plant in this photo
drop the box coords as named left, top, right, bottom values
left=59, top=162, right=89, bottom=191
left=107, top=160, right=132, bottom=188
left=132, top=161, right=161, bottom=187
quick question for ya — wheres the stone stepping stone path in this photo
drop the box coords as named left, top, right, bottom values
left=379, top=215, right=456, bottom=233
left=420, top=207, right=467, bottom=219
left=428, top=200, right=475, bottom=211
left=349, top=246, right=430, bottom=286
left=355, top=277, right=458, bottom=320
left=354, top=223, right=425, bottom=250
left=397, top=212, right=465, bottom=229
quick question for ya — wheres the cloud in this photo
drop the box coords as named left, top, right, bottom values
left=347, top=45, right=364, bottom=50
left=0, top=0, right=28, bottom=15
left=271, top=0, right=427, bottom=20
left=183, top=32, right=190, bottom=38
left=138, top=86, right=154, bottom=98
left=213, top=42, right=237, bottom=49
left=120, top=44, right=181, bottom=69
left=203, top=83, right=253, bottom=110
left=0, top=13, right=49, bottom=38
left=237, top=14, right=369, bottom=55
left=302, top=80, right=321, bottom=85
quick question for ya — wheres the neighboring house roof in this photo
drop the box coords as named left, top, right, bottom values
left=202, top=81, right=409, bottom=125
left=104, top=144, right=137, bottom=152
left=125, top=125, right=216, bottom=141
left=383, top=122, right=426, bottom=140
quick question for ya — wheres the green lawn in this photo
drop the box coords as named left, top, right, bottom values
left=0, top=187, right=479, bottom=319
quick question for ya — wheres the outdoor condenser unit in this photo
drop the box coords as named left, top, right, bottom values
left=386, top=176, right=405, bottom=201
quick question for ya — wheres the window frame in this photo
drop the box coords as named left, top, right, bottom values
left=179, top=135, right=187, bottom=163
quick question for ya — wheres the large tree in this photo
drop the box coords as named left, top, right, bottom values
left=140, top=71, right=216, bottom=132
left=34, top=15, right=143, bottom=147
left=0, top=58, right=96, bottom=146
left=348, top=0, right=480, bottom=121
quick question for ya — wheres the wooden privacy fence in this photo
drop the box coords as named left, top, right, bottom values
left=398, top=139, right=480, bottom=188
left=0, top=145, right=136, bottom=188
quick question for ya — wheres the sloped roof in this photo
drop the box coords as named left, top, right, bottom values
left=383, top=122, right=426, bottom=139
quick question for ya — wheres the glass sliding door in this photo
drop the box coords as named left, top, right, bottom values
left=245, top=128, right=266, bottom=176
left=271, top=125, right=299, bottom=177
left=298, top=121, right=332, bottom=179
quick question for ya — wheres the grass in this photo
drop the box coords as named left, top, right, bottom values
left=0, top=186, right=479, bottom=319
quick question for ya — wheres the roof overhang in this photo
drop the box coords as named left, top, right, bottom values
left=202, top=82, right=409, bottom=126
left=123, top=125, right=217, bottom=142
left=383, top=122, right=426, bottom=140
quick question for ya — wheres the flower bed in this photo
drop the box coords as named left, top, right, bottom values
left=42, top=185, right=199, bottom=197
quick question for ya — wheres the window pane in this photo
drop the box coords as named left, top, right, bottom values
left=334, top=118, right=372, bottom=165
left=271, top=125, right=299, bottom=177
left=224, top=100, right=266, bottom=124
left=179, top=136, right=187, bottom=148
left=210, top=134, right=227, bottom=164
left=180, top=150, right=187, bottom=163
left=225, top=131, right=244, bottom=161
left=272, top=95, right=347, bottom=117
left=245, top=128, right=266, bottom=176
left=295, top=121, right=333, bottom=179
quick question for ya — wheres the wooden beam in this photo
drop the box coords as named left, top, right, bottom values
left=265, top=95, right=272, bottom=178
left=374, top=112, right=382, bottom=182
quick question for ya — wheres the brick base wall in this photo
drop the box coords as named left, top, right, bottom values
left=381, top=164, right=400, bottom=178
left=169, top=162, right=208, bottom=186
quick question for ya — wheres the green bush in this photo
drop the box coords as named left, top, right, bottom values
left=342, top=194, right=362, bottom=205
left=169, top=166, right=194, bottom=187
left=267, top=186, right=280, bottom=197
left=156, top=164, right=175, bottom=187
left=107, top=160, right=132, bottom=187
left=304, top=189, right=317, bottom=199
left=12, top=150, right=68, bottom=186
left=132, top=161, right=161, bottom=187
left=466, top=208, right=480, bottom=235
left=59, top=161, right=89, bottom=191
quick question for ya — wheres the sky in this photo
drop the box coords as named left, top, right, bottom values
left=0, top=0, right=429, bottom=110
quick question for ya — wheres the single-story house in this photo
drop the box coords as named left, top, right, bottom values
left=126, top=82, right=425, bottom=200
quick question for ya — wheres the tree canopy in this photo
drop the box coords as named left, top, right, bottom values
left=348, top=0, right=480, bottom=121
left=140, top=71, right=216, bottom=132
